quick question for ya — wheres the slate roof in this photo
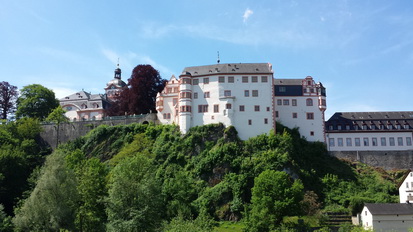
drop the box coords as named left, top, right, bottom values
left=60, top=91, right=106, bottom=102
left=274, top=79, right=303, bottom=85
left=325, top=111, right=413, bottom=132
left=181, top=63, right=273, bottom=77
left=365, top=203, right=413, bottom=215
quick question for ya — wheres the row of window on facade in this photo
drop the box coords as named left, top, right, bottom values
left=328, top=123, right=411, bottom=131
left=328, top=136, right=413, bottom=147
left=180, top=75, right=269, bottom=85
left=179, top=90, right=260, bottom=99
left=278, top=86, right=320, bottom=94
left=275, top=111, right=315, bottom=120
left=66, top=103, right=100, bottom=111
left=162, top=112, right=270, bottom=126
left=177, top=104, right=271, bottom=113
left=276, top=98, right=326, bottom=107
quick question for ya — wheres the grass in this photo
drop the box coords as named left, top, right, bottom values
left=214, top=221, right=245, bottom=232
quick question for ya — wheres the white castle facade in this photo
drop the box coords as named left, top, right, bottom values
left=156, top=63, right=327, bottom=141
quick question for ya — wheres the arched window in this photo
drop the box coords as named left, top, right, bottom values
left=306, top=98, right=313, bottom=106
left=81, top=104, right=87, bottom=109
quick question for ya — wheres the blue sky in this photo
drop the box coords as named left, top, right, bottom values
left=1, top=0, right=413, bottom=119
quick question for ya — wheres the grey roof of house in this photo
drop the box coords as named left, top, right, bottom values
left=365, top=203, right=413, bottom=215
left=326, top=111, right=413, bottom=132
left=274, top=79, right=303, bottom=85
left=60, top=90, right=105, bottom=102
left=181, top=63, right=273, bottom=77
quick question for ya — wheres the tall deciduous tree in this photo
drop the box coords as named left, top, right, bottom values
left=46, top=106, right=69, bottom=147
left=107, top=65, right=165, bottom=116
left=16, top=84, right=59, bottom=120
left=0, top=82, right=18, bottom=120
left=246, top=170, right=304, bottom=232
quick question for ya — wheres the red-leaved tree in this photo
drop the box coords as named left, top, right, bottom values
left=0, top=81, right=18, bottom=120
left=107, top=65, right=166, bottom=116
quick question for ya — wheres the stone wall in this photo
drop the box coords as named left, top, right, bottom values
left=40, top=113, right=159, bottom=149
left=329, top=150, right=413, bottom=170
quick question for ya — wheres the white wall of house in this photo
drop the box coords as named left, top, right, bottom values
left=360, top=206, right=413, bottom=232
left=275, top=96, right=325, bottom=142
left=186, top=74, right=274, bottom=140
left=326, top=132, right=413, bottom=151
left=400, top=172, right=413, bottom=203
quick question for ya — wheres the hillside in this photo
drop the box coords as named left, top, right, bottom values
left=2, top=122, right=407, bottom=231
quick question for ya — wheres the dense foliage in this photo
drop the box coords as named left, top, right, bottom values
left=3, top=122, right=405, bottom=231
left=16, top=84, right=59, bottom=120
left=107, top=64, right=166, bottom=116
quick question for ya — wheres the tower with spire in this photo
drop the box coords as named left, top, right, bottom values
left=105, top=62, right=127, bottom=101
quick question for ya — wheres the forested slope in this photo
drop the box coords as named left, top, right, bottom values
left=1, top=122, right=406, bottom=231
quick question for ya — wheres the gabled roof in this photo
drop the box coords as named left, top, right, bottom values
left=365, top=203, right=413, bottom=215
left=181, top=63, right=273, bottom=77
left=60, top=91, right=105, bottom=102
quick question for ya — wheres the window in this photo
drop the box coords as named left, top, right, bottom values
left=242, top=76, right=248, bottom=83
left=346, top=138, right=352, bottom=146
left=198, top=105, right=208, bottom=113
left=214, top=104, right=219, bottom=113
left=203, top=78, right=209, bottom=84
left=244, top=90, right=250, bottom=97
left=226, top=104, right=232, bottom=109
left=204, top=92, right=210, bottom=98
left=180, top=92, right=192, bottom=98
left=264, top=118, right=268, bottom=124
left=194, top=92, right=198, bottom=99
left=381, top=137, right=386, bottom=146
left=193, top=79, right=199, bottom=85
left=173, top=87, right=179, bottom=93
left=398, top=137, right=404, bottom=146
left=252, top=76, right=258, bottom=82
left=390, top=137, right=395, bottom=146
left=277, top=99, right=282, bottom=105
left=346, top=125, right=350, bottom=130
left=283, top=99, right=289, bottom=105
left=338, top=125, right=342, bottom=130
left=81, top=104, right=87, bottom=109
left=292, top=99, right=297, bottom=106
left=279, top=87, right=286, bottom=92
left=355, top=138, right=361, bottom=146
left=167, top=88, right=172, bottom=93
left=275, top=111, right=279, bottom=117
left=182, top=78, right=191, bottom=84
left=306, top=112, right=314, bottom=120
left=405, top=124, right=410, bottom=129
left=252, top=90, right=258, bottom=97
left=180, top=106, right=191, bottom=112
left=363, top=138, right=369, bottom=146
left=219, top=76, right=225, bottom=83
left=292, top=113, right=297, bottom=118
left=261, top=76, right=268, bottom=82
left=248, top=119, right=252, bottom=125
left=310, top=131, right=314, bottom=136
left=239, top=105, right=245, bottom=112
left=254, top=105, right=260, bottom=112
left=338, top=138, right=343, bottom=147
left=407, top=137, right=412, bottom=146
left=306, top=98, right=313, bottom=106
left=266, top=107, right=270, bottom=111
left=228, top=76, right=234, bottom=83
left=372, top=138, right=378, bottom=146
left=329, top=138, right=335, bottom=147
left=224, top=90, right=231, bottom=97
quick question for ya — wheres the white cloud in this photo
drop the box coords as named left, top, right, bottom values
left=243, top=8, right=253, bottom=23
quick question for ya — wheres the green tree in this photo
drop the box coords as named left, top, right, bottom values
left=46, top=105, right=69, bottom=147
left=13, top=150, right=79, bottom=231
left=0, top=204, right=13, bottom=232
left=16, top=84, right=59, bottom=120
left=0, top=81, right=18, bottom=120
left=75, top=157, right=108, bottom=232
left=246, top=170, right=304, bottom=232
left=106, top=155, right=163, bottom=232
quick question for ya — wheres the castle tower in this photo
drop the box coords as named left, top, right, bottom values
left=105, top=63, right=127, bottom=101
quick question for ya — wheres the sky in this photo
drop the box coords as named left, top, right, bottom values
left=1, top=0, right=413, bottom=119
